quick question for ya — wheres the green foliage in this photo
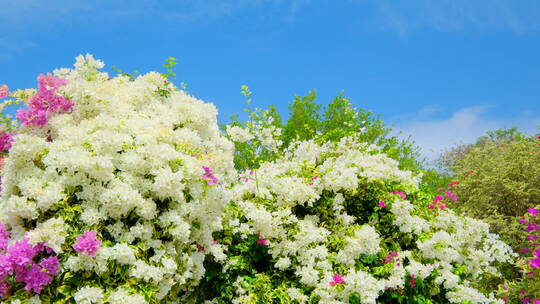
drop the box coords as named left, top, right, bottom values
left=439, top=129, right=540, bottom=250
left=225, top=87, right=423, bottom=172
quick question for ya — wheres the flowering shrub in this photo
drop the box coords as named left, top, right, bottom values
left=0, top=55, right=518, bottom=303
left=437, top=129, right=540, bottom=251
left=226, top=87, right=422, bottom=172
left=193, top=134, right=515, bottom=304
left=0, top=55, right=235, bottom=303
left=500, top=206, right=540, bottom=303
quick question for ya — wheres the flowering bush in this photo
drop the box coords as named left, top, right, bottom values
left=0, top=55, right=235, bottom=303
left=0, top=55, right=518, bottom=303
left=500, top=206, right=540, bottom=303
left=226, top=87, right=422, bottom=172
left=437, top=129, right=540, bottom=251
left=193, top=134, right=515, bottom=304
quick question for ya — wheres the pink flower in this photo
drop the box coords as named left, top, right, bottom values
left=427, top=204, right=435, bottom=209
left=0, top=85, right=8, bottom=99
left=533, top=299, right=540, bottom=304
left=519, top=218, right=528, bottom=224
left=16, top=108, right=48, bottom=127
left=383, top=251, right=398, bottom=264
left=0, top=280, right=9, bottom=297
left=0, top=224, right=8, bottom=252
left=72, top=230, right=101, bottom=256
left=17, top=263, right=52, bottom=294
left=0, top=133, right=13, bottom=153
left=526, top=224, right=539, bottom=233
left=257, top=239, right=269, bottom=246
left=410, top=279, right=415, bottom=288
left=448, top=181, right=459, bottom=187
left=391, top=191, right=406, bottom=199
left=202, top=166, right=218, bottom=185
left=378, top=200, right=387, bottom=208
left=37, top=73, right=67, bottom=92
left=329, top=274, right=344, bottom=286
left=528, top=208, right=539, bottom=217
left=521, top=248, right=531, bottom=253
left=433, top=195, right=444, bottom=203
left=524, top=298, right=531, bottom=304
left=39, top=256, right=60, bottom=275
left=16, top=74, right=72, bottom=128
left=528, top=257, right=540, bottom=268
left=444, top=191, right=458, bottom=202
left=6, top=239, right=39, bottom=267
left=528, top=235, right=538, bottom=241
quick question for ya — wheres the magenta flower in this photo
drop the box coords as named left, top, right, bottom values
left=329, top=274, right=344, bottom=286
left=526, top=224, right=540, bottom=233
left=202, top=166, right=218, bottom=185
left=72, top=230, right=101, bottom=256
left=433, top=195, right=444, bottom=203
left=0, top=224, right=8, bottom=252
left=6, top=239, right=39, bottom=267
left=448, top=181, right=459, bottom=187
left=16, top=74, right=72, bottom=128
left=17, top=263, right=52, bottom=294
left=521, top=248, right=531, bottom=253
left=0, top=255, right=12, bottom=279
left=383, top=251, right=398, bottom=264
left=37, top=73, right=67, bottom=92
left=391, top=191, right=406, bottom=199
left=519, top=218, right=528, bottom=224
left=528, top=235, right=538, bottom=241
left=16, top=108, right=48, bottom=127
left=0, top=280, right=8, bottom=297
left=528, top=208, right=539, bottom=217
left=0, top=85, right=8, bottom=99
left=378, top=200, right=387, bottom=208
left=0, top=133, right=13, bottom=154
left=444, top=191, right=458, bottom=202
left=257, top=239, right=269, bottom=246
left=39, top=256, right=60, bottom=275
left=528, top=257, right=540, bottom=268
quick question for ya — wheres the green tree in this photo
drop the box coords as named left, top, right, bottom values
left=225, top=88, right=423, bottom=172
left=439, top=128, right=540, bottom=250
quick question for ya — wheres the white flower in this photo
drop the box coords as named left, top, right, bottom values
left=73, top=286, right=104, bottom=304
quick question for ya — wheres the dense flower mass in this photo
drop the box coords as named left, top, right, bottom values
left=0, top=54, right=519, bottom=303
left=194, top=135, right=515, bottom=304
left=16, top=73, right=73, bottom=127
left=0, top=55, right=235, bottom=302
left=72, top=231, right=101, bottom=256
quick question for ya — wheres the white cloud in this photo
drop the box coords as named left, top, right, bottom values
left=363, top=0, right=540, bottom=34
left=0, top=0, right=311, bottom=30
left=395, top=106, right=540, bottom=165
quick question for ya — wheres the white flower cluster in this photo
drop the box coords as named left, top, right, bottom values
left=225, top=136, right=513, bottom=304
left=0, top=55, right=236, bottom=301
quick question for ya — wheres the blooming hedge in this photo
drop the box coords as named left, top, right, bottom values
left=0, top=55, right=520, bottom=303
left=192, top=135, right=514, bottom=304
left=0, top=55, right=235, bottom=303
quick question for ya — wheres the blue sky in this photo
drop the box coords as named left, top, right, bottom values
left=1, top=0, right=539, bottom=162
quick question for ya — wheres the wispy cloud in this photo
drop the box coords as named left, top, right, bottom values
left=0, top=0, right=311, bottom=30
left=395, top=106, right=540, bottom=164
left=0, top=38, right=37, bottom=64
left=363, top=0, right=540, bottom=34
